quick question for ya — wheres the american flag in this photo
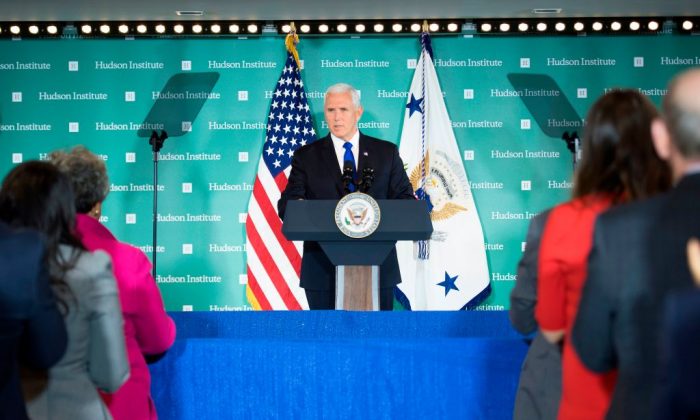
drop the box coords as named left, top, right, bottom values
left=245, top=38, right=315, bottom=310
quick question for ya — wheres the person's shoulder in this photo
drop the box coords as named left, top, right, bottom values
left=0, top=224, right=43, bottom=254
left=65, top=246, right=112, bottom=279
left=599, top=193, right=667, bottom=228
left=361, top=134, right=398, bottom=153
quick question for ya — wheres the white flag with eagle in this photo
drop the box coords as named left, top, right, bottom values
left=396, top=32, right=491, bottom=310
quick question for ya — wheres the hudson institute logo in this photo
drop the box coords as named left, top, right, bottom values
left=407, top=150, right=469, bottom=222
left=335, top=192, right=381, bottom=238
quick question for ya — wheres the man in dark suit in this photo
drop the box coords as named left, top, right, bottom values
left=509, top=209, right=562, bottom=420
left=653, top=238, right=700, bottom=419
left=572, top=68, right=700, bottom=420
left=278, top=83, right=415, bottom=310
left=0, top=222, right=67, bottom=420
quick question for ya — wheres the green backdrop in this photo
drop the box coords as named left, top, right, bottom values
left=1, top=34, right=697, bottom=311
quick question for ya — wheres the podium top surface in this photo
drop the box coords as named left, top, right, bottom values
left=282, top=199, right=432, bottom=242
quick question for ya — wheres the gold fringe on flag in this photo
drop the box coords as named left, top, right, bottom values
left=285, top=22, right=301, bottom=69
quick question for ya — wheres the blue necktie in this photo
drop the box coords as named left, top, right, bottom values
left=343, top=142, right=356, bottom=192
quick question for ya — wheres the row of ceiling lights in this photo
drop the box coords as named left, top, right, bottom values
left=0, top=18, right=697, bottom=37
left=0, top=21, right=456, bottom=36
left=477, top=19, right=696, bottom=33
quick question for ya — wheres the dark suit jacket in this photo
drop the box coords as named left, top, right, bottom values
left=510, top=210, right=562, bottom=420
left=0, top=223, right=67, bottom=420
left=278, top=133, right=415, bottom=290
left=654, top=289, right=700, bottom=420
left=572, top=173, right=700, bottom=420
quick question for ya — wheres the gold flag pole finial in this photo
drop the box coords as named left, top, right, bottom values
left=422, top=20, right=429, bottom=32
left=285, top=22, right=301, bottom=69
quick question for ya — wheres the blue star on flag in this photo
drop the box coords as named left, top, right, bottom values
left=406, top=93, right=424, bottom=118
left=437, top=272, right=459, bottom=296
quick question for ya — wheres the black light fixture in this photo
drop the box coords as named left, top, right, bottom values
left=0, top=17, right=696, bottom=38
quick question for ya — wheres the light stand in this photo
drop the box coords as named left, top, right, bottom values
left=149, top=130, right=167, bottom=278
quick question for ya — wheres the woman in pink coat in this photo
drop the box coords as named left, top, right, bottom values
left=50, top=146, right=176, bottom=420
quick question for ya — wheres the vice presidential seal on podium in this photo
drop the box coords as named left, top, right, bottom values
left=283, top=193, right=432, bottom=310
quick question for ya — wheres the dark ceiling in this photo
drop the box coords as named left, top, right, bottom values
left=6, top=0, right=700, bottom=22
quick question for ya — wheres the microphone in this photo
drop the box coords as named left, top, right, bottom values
left=358, top=167, right=375, bottom=193
left=342, top=161, right=355, bottom=194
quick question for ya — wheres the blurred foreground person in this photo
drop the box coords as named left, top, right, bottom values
left=0, top=161, right=128, bottom=419
left=509, top=209, right=561, bottom=420
left=0, top=221, right=67, bottom=420
left=50, top=146, right=176, bottom=420
left=573, top=68, right=700, bottom=419
left=536, top=89, right=672, bottom=420
left=653, top=238, right=700, bottom=419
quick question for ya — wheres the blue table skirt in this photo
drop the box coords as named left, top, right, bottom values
left=150, top=311, right=528, bottom=419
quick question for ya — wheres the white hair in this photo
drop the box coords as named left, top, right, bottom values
left=325, top=83, right=361, bottom=108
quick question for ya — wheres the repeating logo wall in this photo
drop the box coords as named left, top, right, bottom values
left=0, top=36, right=697, bottom=311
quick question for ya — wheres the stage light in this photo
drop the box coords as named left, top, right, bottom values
left=47, top=25, right=58, bottom=34
left=319, top=24, right=329, bottom=33
left=648, top=21, right=659, bottom=31
left=28, top=25, right=39, bottom=34
left=100, top=24, right=110, bottom=34
left=392, top=23, right=403, bottom=32
left=229, top=24, right=240, bottom=33
left=410, top=23, right=421, bottom=32
left=481, top=23, right=492, bottom=32
left=300, top=24, right=310, bottom=33
left=210, top=24, right=221, bottom=33
left=573, top=22, right=584, bottom=31
left=682, top=20, right=693, bottom=30
left=499, top=23, right=510, bottom=32
left=429, top=22, right=439, bottom=32
left=518, top=22, right=528, bottom=32
left=355, top=23, right=365, bottom=32
left=281, top=24, right=290, bottom=33
left=374, top=23, right=384, bottom=32
left=247, top=24, right=258, bottom=33
left=192, top=24, right=203, bottom=33
left=447, top=22, right=459, bottom=32
left=611, top=21, right=621, bottom=31
left=172, top=24, right=182, bottom=34
left=592, top=22, right=603, bottom=31
left=137, top=24, right=147, bottom=34
left=337, top=24, right=347, bottom=33
left=629, top=21, right=640, bottom=30
left=536, top=22, right=547, bottom=31
left=555, top=22, right=566, bottom=31
left=81, top=24, right=92, bottom=34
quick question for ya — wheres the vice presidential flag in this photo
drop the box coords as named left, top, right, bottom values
left=396, top=32, right=491, bottom=310
left=245, top=32, right=315, bottom=310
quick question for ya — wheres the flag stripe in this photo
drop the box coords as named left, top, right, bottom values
left=246, top=240, right=287, bottom=309
left=253, top=177, right=301, bottom=275
left=246, top=215, right=302, bottom=310
left=246, top=270, right=272, bottom=310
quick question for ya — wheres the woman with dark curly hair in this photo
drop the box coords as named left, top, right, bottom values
left=49, top=146, right=175, bottom=420
left=0, top=161, right=128, bottom=419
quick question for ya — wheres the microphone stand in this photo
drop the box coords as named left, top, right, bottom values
left=358, top=167, right=375, bottom=193
left=342, top=163, right=354, bottom=196
left=562, top=131, right=581, bottom=170
left=149, top=130, right=168, bottom=278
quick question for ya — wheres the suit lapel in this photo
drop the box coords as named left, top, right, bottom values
left=357, top=133, right=373, bottom=176
left=319, top=135, right=345, bottom=196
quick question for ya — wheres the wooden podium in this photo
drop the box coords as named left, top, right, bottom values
left=282, top=199, right=433, bottom=310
